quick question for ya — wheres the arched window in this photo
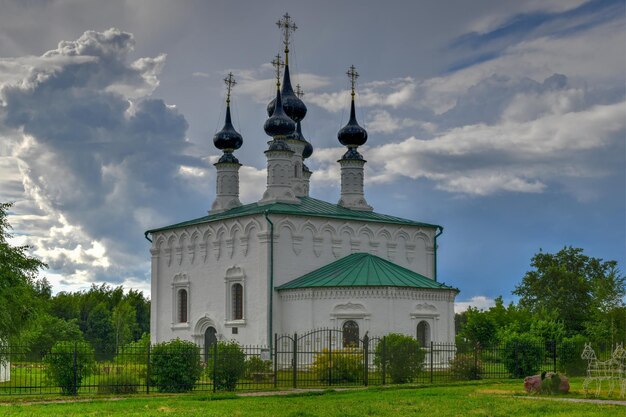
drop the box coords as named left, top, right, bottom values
left=178, top=289, right=188, bottom=323
left=232, top=283, right=243, bottom=320
left=294, top=163, right=300, bottom=178
left=342, top=320, right=359, bottom=348
left=417, top=321, right=430, bottom=347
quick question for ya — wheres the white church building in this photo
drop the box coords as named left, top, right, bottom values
left=146, top=15, right=458, bottom=351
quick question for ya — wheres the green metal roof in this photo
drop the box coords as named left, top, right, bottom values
left=276, top=253, right=457, bottom=291
left=146, top=196, right=440, bottom=235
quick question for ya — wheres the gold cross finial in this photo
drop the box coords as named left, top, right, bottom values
left=223, top=72, right=236, bottom=105
left=276, top=13, right=297, bottom=63
left=271, top=54, right=284, bottom=87
left=347, top=65, right=359, bottom=99
left=295, top=84, right=304, bottom=98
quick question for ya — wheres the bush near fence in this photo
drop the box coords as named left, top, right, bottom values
left=0, top=331, right=623, bottom=396
left=312, top=348, right=363, bottom=383
left=150, top=339, right=202, bottom=393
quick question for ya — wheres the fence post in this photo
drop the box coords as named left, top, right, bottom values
left=72, top=341, right=78, bottom=396
left=552, top=340, right=557, bottom=373
left=273, top=333, right=278, bottom=389
left=514, top=341, right=519, bottom=378
left=474, top=343, right=479, bottom=380
left=382, top=337, right=386, bottom=385
left=146, top=343, right=151, bottom=394
left=363, top=334, right=369, bottom=387
left=328, top=329, right=332, bottom=386
left=429, top=341, right=434, bottom=383
left=212, top=341, right=218, bottom=393
left=292, top=333, right=297, bottom=389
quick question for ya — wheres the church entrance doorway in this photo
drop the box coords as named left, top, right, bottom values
left=417, top=321, right=430, bottom=347
left=204, top=326, right=217, bottom=362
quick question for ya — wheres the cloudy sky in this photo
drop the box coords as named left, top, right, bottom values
left=1, top=0, right=624, bottom=311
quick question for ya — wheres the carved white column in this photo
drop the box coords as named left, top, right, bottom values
left=338, top=158, right=372, bottom=211
left=260, top=141, right=300, bottom=204
left=302, top=167, right=312, bottom=197
left=286, top=138, right=306, bottom=197
left=210, top=160, right=242, bottom=214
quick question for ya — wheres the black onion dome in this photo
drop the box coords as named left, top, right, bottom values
left=264, top=85, right=296, bottom=137
left=266, top=65, right=307, bottom=123
left=337, top=99, right=368, bottom=147
left=213, top=106, right=243, bottom=151
left=302, top=140, right=313, bottom=159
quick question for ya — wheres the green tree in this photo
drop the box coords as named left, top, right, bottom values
left=458, top=307, right=497, bottom=347
left=18, top=314, right=83, bottom=359
left=513, top=246, right=625, bottom=335
left=111, top=300, right=134, bottom=351
left=85, top=302, right=115, bottom=359
left=0, top=202, right=47, bottom=342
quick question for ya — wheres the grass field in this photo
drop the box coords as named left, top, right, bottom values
left=1, top=379, right=624, bottom=416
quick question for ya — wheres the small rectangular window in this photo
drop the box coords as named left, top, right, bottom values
left=231, top=327, right=238, bottom=334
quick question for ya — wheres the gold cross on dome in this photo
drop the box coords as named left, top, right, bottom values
left=276, top=13, right=297, bottom=54
left=346, top=65, right=359, bottom=98
left=295, top=84, right=304, bottom=98
left=271, top=54, right=284, bottom=87
left=223, top=72, right=236, bottom=104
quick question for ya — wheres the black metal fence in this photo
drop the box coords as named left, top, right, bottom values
left=0, top=330, right=621, bottom=396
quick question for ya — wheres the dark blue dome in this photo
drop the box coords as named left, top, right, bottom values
left=338, top=99, right=367, bottom=147
left=266, top=65, right=307, bottom=123
left=264, top=86, right=296, bottom=137
left=302, top=140, right=313, bottom=159
left=213, top=106, right=243, bottom=151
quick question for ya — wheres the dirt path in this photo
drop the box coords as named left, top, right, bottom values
left=515, top=395, right=626, bottom=406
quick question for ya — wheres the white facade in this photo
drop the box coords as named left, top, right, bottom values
left=149, top=213, right=457, bottom=350
left=148, top=17, right=458, bottom=350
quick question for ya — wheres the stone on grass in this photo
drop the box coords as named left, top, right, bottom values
left=524, top=372, right=569, bottom=394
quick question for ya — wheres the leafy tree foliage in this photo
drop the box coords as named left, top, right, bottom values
left=513, top=246, right=625, bottom=335
left=0, top=202, right=47, bottom=342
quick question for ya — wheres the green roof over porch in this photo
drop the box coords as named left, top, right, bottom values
left=145, top=196, right=441, bottom=235
left=276, top=253, right=457, bottom=291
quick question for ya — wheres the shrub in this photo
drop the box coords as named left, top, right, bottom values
left=97, top=373, right=140, bottom=394
left=311, top=348, right=363, bottom=383
left=558, top=334, right=587, bottom=376
left=374, top=334, right=425, bottom=383
left=540, top=371, right=562, bottom=394
left=244, top=356, right=272, bottom=381
left=449, top=353, right=482, bottom=380
left=43, top=341, right=95, bottom=395
left=150, top=339, right=202, bottom=393
left=500, top=332, right=543, bottom=378
left=206, top=341, right=246, bottom=391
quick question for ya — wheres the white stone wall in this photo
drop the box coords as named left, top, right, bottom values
left=279, top=287, right=457, bottom=343
left=151, top=215, right=270, bottom=347
left=0, top=361, right=9, bottom=383
left=150, top=212, right=452, bottom=347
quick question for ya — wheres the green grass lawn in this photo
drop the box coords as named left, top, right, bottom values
left=0, top=379, right=624, bottom=416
